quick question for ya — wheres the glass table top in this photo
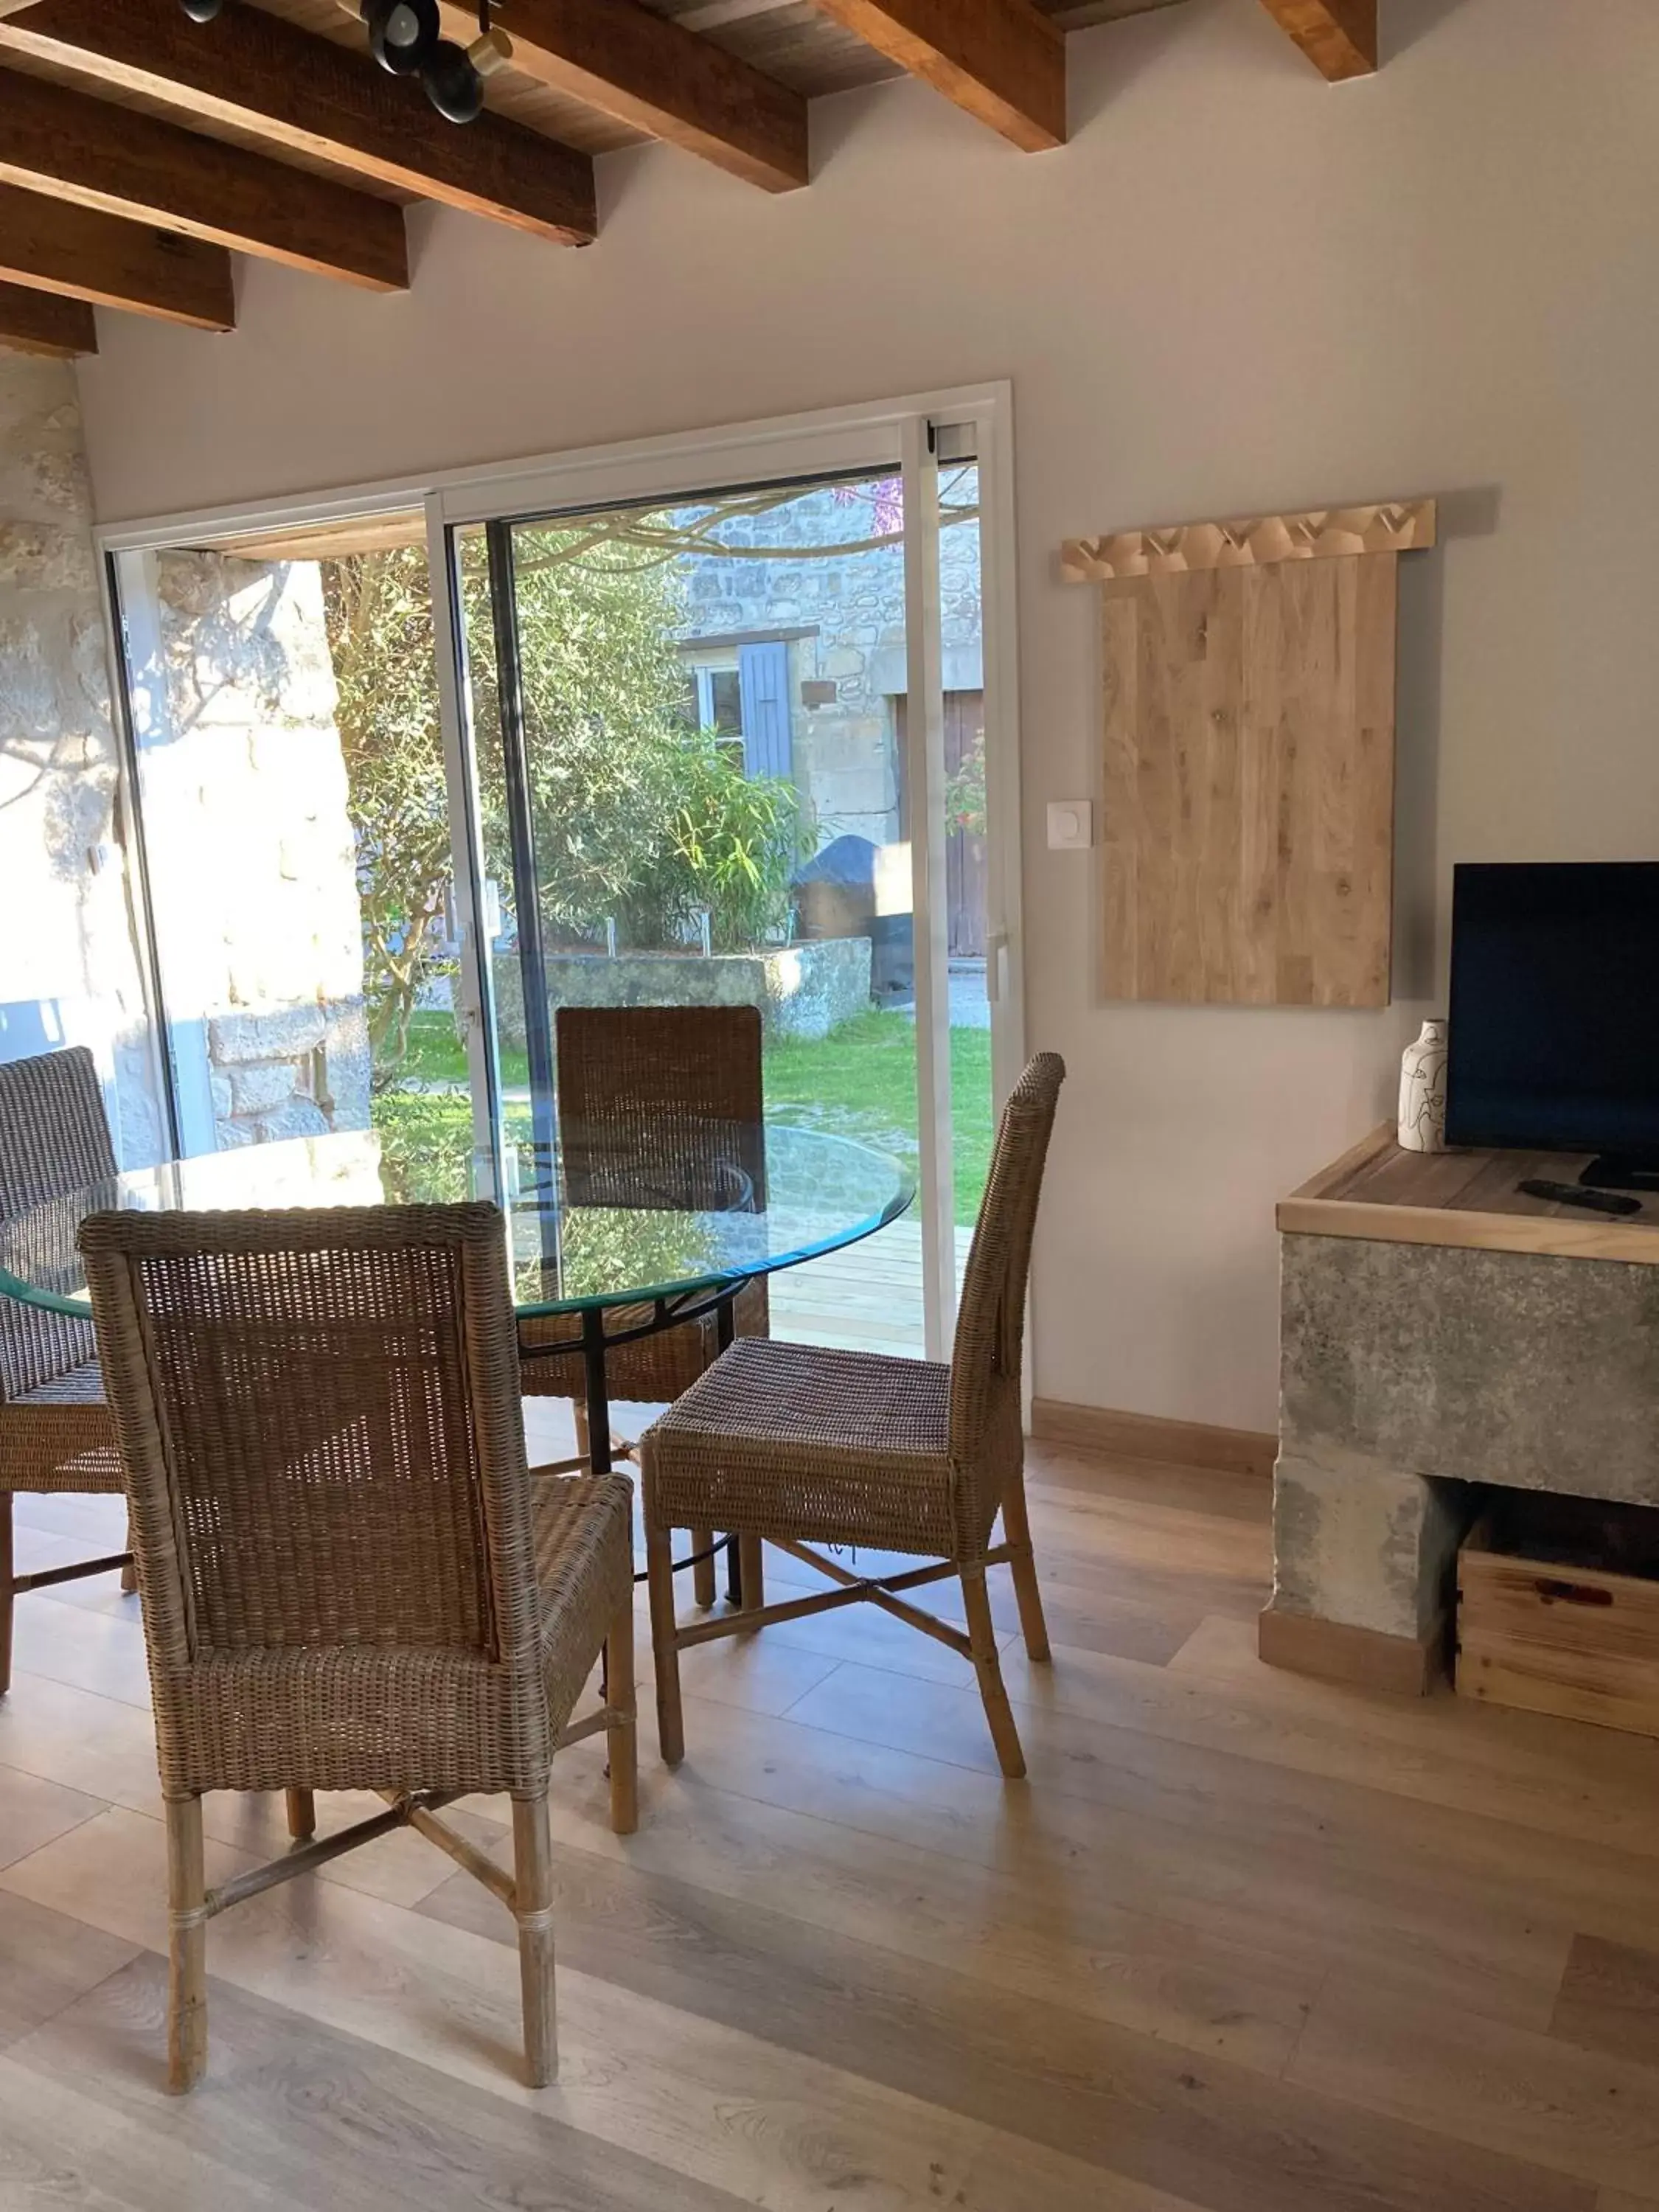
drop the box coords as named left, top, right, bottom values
left=0, top=1121, right=914, bottom=1322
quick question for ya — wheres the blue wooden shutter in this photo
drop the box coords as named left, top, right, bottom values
left=738, top=641, right=792, bottom=779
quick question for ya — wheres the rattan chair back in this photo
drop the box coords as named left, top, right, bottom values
left=0, top=1046, right=115, bottom=1406
left=948, top=1052, right=1066, bottom=1499
left=554, top=1005, right=766, bottom=1213
left=80, top=1201, right=556, bottom=1795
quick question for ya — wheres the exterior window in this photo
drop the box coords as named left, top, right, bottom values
left=691, top=664, right=742, bottom=737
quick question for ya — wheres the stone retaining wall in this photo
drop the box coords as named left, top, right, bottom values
left=493, top=935, right=872, bottom=1049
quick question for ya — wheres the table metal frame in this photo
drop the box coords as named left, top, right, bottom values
left=516, top=1273, right=745, bottom=1602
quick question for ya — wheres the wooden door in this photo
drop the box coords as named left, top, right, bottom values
left=894, top=690, right=987, bottom=960
left=943, top=691, right=987, bottom=960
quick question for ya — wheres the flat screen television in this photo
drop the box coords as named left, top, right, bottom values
left=1444, top=861, right=1659, bottom=1175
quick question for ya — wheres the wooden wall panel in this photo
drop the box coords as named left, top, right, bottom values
left=1099, top=552, right=1396, bottom=1007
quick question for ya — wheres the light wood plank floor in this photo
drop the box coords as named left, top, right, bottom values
left=4, top=1409, right=1659, bottom=2211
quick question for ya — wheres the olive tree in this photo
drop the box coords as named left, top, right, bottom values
left=324, top=532, right=805, bottom=1086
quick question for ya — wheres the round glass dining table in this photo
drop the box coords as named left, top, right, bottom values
left=0, top=1118, right=915, bottom=1489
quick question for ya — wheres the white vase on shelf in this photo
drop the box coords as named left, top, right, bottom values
left=1398, top=1019, right=1449, bottom=1152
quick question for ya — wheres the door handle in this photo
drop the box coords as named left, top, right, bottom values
left=986, top=931, right=1008, bottom=1004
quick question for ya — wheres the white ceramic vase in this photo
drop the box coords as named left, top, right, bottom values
left=1398, top=1018, right=1449, bottom=1152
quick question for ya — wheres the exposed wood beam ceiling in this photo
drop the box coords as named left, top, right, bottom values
left=0, top=0, right=597, bottom=243
left=0, top=0, right=1382, bottom=364
left=1256, top=0, right=1376, bottom=80
left=0, top=275, right=97, bottom=357
left=432, top=0, right=808, bottom=193
left=809, top=0, right=1066, bottom=153
left=0, top=66, right=408, bottom=290
left=0, top=181, right=235, bottom=330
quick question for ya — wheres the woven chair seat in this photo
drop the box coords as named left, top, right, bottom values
left=646, top=1337, right=961, bottom=1557
left=531, top=1473, right=635, bottom=1736
left=137, top=1473, right=637, bottom=1801
left=0, top=1356, right=122, bottom=1496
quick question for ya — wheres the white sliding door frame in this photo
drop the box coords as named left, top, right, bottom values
left=899, top=416, right=953, bottom=1359
left=423, top=494, right=501, bottom=1174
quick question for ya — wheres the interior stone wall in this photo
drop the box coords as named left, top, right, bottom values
left=0, top=349, right=161, bottom=1164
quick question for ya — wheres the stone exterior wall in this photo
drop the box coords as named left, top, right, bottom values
left=0, top=350, right=164, bottom=1165
left=675, top=476, right=982, bottom=854
left=133, top=552, right=371, bottom=1150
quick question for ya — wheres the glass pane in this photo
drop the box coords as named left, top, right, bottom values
left=465, top=470, right=950, bottom=1357
left=111, top=521, right=463, bottom=1194
left=0, top=1121, right=913, bottom=1326
left=939, top=459, right=995, bottom=1298
left=0, top=577, right=166, bottom=1169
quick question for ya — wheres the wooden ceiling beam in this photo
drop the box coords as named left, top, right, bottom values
left=0, top=68, right=407, bottom=292
left=0, top=182, right=234, bottom=330
left=0, top=275, right=96, bottom=357
left=435, top=0, right=807, bottom=193
left=1256, top=0, right=1377, bottom=80
left=809, top=0, right=1066, bottom=151
left=0, top=0, right=596, bottom=245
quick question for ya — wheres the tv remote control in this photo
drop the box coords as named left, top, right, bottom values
left=1517, top=1178, right=1642, bottom=1217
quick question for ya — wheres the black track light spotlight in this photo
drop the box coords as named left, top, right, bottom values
left=422, top=38, right=486, bottom=125
left=364, top=0, right=439, bottom=77
left=179, top=0, right=226, bottom=21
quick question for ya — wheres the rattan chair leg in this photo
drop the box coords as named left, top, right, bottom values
left=512, top=1791, right=557, bottom=2088
left=690, top=1527, right=717, bottom=1610
left=737, top=1534, right=765, bottom=1623
left=961, top=1568, right=1027, bottom=1781
left=121, top=1513, right=137, bottom=1596
left=0, top=1494, right=13, bottom=1700
left=165, top=1795, right=209, bottom=2093
left=999, top=1475, right=1051, bottom=1663
left=285, top=1789, right=317, bottom=1841
left=644, top=1519, right=685, bottom=1766
left=572, top=1399, right=591, bottom=1468
left=605, top=1597, right=639, bottom=1835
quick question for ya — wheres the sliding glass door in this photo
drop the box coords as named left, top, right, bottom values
left=106, top=513, right=485, bottom=1200
left=99, top=394, right=1020, bottom=1366
left=445, top=436, right=995, bottom=1359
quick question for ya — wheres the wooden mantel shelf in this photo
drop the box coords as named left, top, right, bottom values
left=1279, top=1124, right=1659, bottom=1267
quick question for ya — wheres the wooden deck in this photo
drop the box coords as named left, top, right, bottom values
left=5, top=1438, right=1659, bottom=2210
left=768, top=1217, right=975, bottom=1358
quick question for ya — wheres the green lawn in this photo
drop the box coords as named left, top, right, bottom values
left=392, top=1006, right=992, bottom=1224
left=763, top=1010, right=991, bottom=1225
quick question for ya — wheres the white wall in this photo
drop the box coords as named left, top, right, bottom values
left=73, top=0, right=1659, bottom=1430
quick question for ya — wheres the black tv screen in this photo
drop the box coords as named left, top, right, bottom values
left=1444, top=862, right=1659, bottom=1162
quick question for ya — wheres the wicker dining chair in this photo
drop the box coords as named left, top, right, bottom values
left=79, top=1200, right=636, bottom=2095
left=0, top=1046, right=131, bottom=1697
left=520, top=1004, right=769, bottom=1598
left=641, top=1051, right=1065, bottom=1781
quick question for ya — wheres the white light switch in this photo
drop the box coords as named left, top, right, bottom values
left=1046, top=799, right=1093, bottom=851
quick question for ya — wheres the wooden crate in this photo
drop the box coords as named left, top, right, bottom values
left=1457, top=1500, right=1659, bottom=1739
